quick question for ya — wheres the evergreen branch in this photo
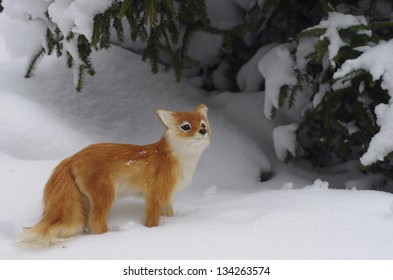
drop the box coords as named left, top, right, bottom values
left=270, top=107, right=277, bottom=119
left=46, top=28, right=55, bottom=55
left=278, top=85, right=290, bottom=107
left=125, top=8, right=139, bottom=41
left=370, top=21, right=393, bottom=41
left=353, top=98, right=378, bottom=136
left=314, top=37, right=329, bottom=61
left=66, top=51, right=74, bottom=69
left=143, top=29, right=160, bottom=74
left=289, top=77, right=303, bottom=108
left=296, top=27, right=327, bottom=42
left=333, top=46, right=359, bottom=67
left=162, top=0, right=177, bottom=18
left=319, top=0, right=334, bottom=17
left=118, top=0, right=132, bottom=17
left=66, top=32, right=75, bottom=42
left=54, top=27, right=63, bottom=57
left=144, top=0, right=158, bottom=28
left=161, top=28, right=172, bottom=50
left=92, top=10, right=112, bottom=49
left=113, top=16, right=125, bottom=43
left=167, top=18, right=179, bottom=44
left=23, top=0, right=249, bottom=92
left=370, top=21, right=393, bottom=32
left=76, top=64, right=85, bottom=93
left=25, top=47, right=46, bottom=79
left=334, top=69, right=367, bottom=83
left=180, top=26, right=194, bottom=59
left=46, top=27, right=65, bottom=57
left=339, top=24, right=372, bottom=46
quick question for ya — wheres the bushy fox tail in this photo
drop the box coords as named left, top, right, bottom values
left=16, top=159, right=87, bottom=249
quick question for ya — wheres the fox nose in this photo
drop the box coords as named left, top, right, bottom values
left=199, top=129, right=207, bottom=135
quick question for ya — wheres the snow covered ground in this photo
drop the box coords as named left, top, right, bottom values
left=1, top=18, right=393, bottom=260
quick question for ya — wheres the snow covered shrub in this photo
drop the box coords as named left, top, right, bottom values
left=262, top=3, right=393, bottom=183
left=3, top=0, right=247, bottom=92
left=233, top=0, right=358, bottom=93
left=233, top=0, right=327, bottom=93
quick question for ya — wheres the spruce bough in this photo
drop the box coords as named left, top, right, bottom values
left=25, top=0, right=247, bottom=92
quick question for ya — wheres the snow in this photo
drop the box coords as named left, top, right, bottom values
left=47, top=0, right=75, bottom=37
left=236, top=43, right=277, bottom=92
left=303, top=179, right=329, bottom=191
left=69, top=0, right=113, bottom=41
left=313, top=83, right=330, bottom=107
left=258, top=43, right=297, bottom=119
left=296, top=37, right=317, bottom=72
left=205, top=0, right=245, bottom=29
left=185, top=0, right=252, bottom=67
left=312, top=12, right=368, bottom=67
left=0, top=12, right=41, bottom=59
left=335, top=39, right=393, bottom=94
left=360, top=104, right=393, bottom=165
left=341, top=120, right=359, bottom=135
left=273, top=123, right=298, bottom=161
left=2, top=0, right=50, bottom=20
left=4, top=0, right=114, bottom=90
left=14, top=0, right=114, bottom=42
left=345, top=174, right=386, bottom=191
left=334, top=39, right=393, bottom=166
left=2, top=11, right=393, bottom=260
left=0, top=35, right=10, bottom=62
left=0, top=90, right=90, bottom=160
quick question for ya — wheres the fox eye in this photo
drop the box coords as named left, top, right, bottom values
left=201, top=121, right=206, bottom=129
left=180, top=122, right=192, bottom=132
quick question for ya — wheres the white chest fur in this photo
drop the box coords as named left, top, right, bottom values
left=166, top=131, right=209, bottom=191
left=176, top=152, right=202, bottom=190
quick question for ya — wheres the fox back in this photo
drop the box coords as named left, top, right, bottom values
left=17, top=104, right=210, bottom=248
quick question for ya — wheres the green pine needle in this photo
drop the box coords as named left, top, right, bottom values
left=25, top=47, right=46, bottom=79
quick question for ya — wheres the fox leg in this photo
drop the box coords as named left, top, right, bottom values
left=145, top=195, right=161, bottom=227
left=160, top=202, right=174, bottom=217
left=86, top=180, right=115, bottom=234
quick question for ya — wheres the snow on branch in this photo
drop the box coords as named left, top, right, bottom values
left=302, top=12, right=369, bottom=68
left=334, top=39, right=393, bottom=166
left=334, top=40, right=393, bottom=94
left=258, top=43, right=297, bottom=119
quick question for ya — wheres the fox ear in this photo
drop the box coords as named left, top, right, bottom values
left=196, top=104, right=208, bottom=117
left=157, top=109, right=176, bottom=128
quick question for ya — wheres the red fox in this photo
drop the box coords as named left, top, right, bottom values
left=17, top=104, right=210, bottom=248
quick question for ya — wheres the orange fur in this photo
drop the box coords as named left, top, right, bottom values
left=17, top=104, right=210, bottom=248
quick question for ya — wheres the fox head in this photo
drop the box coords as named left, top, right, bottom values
left=157, top=104, right=210, bottom=153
